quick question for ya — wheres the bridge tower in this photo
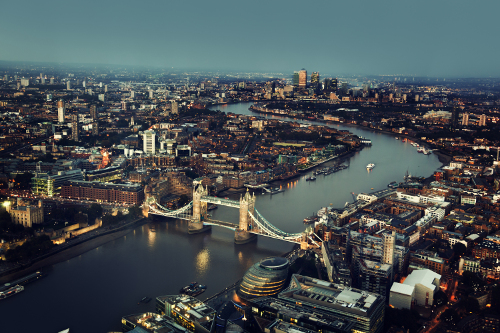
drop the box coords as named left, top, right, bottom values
left=188, top=185, right=211, bottom=234
left=235, top=190, right=257, bottom=244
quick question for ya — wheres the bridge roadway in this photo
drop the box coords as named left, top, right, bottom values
left=203, top=219, right=238, bottom=230
left=201, top=196, right=240, bottom=208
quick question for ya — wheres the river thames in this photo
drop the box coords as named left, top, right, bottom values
left=0, top=102, right=443, bottom=333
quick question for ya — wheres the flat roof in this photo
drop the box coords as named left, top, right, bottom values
left=390, top=282, right=414, bottom=296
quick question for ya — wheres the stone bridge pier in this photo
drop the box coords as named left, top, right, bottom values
left=188, top=185, right=212, bottom=234
left=235, top=190, right=257, bottom=244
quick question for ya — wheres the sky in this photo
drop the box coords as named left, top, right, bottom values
left=1, top=0, right=499, bottom=77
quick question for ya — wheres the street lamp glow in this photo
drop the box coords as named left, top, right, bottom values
left=3, top=201, right=10, bottom=207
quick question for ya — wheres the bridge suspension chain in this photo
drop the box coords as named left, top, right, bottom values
left=249, top=210, right=303, bottom=241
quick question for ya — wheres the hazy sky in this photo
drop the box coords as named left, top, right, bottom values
left=1, top=0, right=499, bottom=77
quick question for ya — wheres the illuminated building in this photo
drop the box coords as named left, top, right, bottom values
left=66, top=81, right=71, bottom=90
left=389, top=269, right=441, bottom=309
left=237, top=257, right=289, bottom=300
left=121, top=312, right=186, bottom=333
left=462, top=112, right=469, bottom=126
left=142, top=130, right=157, bottom=155
left=57, top=100, right=65, bottom=123
left=292, top=71, right=299, bottom=87
left=298, top=69, right=307, bottom=88
left=275, top=275, right=385, bottom=333
left=71, top=114, right=79, bottom=141
left=6, top=198, right=44, bottom=228
left=479, top=114, right=487, bottom=126
left=310, top=72, right=319, bottom=88
left=155, top=295, right=216, bottom=333
left=31, top=170, right=84, bottom=197
left=61, top=181, right=144, bottom=205
left=90, top=104, right=98, bottom=120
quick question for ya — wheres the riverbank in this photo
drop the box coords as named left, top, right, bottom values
left=248, top=104, right=453, bottom=169
left=0, top=217, right=147, bottom=284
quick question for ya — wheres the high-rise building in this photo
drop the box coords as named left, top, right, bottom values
left=98, top=94, right=105, bottom=102
left=41, top=77, right=45, bottom=84
left=142, top=130, right=156, bottom=155
left=57, top=100, right=65, bottom=123
left=21, top=78, right=29, bottom=86
left=82, top=80, right=86, bottom=88
left=462, top=112, right=469, bottom=126
left=171, top=101, right=178, bottom=114
left=92, top=122, right=99, bottom=136
left=66, top=81, right=71, bottom=90
left=311, top=72, right=319, bottom=88
left=292, top=71, right=300, bottom=87
left=50, top=77, right=54, bottom=84
left=104, top=84, right=108, bottom=92
left=121, top=101, right=127, bottom=111
left=149, top=90, right=154, bottom=99
left=130, top=90, right=135, bottom=99
left=299, top=69, right=307, bottom=88
left=382, top=231, right=396, bottom=266
left=479, top=114, right=487, bottom=126
left=90, top=105, right=98, bottom=120
left=71, top=114, right=79, bottom=141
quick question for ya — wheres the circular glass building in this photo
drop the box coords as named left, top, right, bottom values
left=237, top=257, right=289, bottom=300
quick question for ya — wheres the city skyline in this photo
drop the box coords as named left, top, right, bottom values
left=1, top=0, right=500, bottom=77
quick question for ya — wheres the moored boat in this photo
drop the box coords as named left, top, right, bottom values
left=366, top=163, right=375, bottom=170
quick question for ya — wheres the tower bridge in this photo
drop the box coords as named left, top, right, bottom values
left=144, top=185, right=318, bottom=248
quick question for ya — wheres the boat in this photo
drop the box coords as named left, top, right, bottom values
left=417, top=147, right=424, bottom=153
left=138, top=296, right=152, bottom=305
left=0, top=285, right=24, bottom=300
left=395, top=137, right=399, bottom=140
left=207, top=204, right=218, bottom=211
left=271, top=188, right=284, bottom=194
left=423, top=149, right=432, bottom=155
left=388, top=181, right=398, bottom=188
left=366, top=163, right=375, bottom=170
left=306, top=176, right=316, bottom=181
left=180, top=282, right=207, bottom=297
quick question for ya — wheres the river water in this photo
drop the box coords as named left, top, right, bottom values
left=0, top=102, right=443, bottom=333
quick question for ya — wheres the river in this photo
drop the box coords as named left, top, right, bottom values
left=0, top=102, right=443, bottom=333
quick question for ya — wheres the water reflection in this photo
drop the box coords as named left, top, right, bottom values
left=195, top=248, right=210, bottom=276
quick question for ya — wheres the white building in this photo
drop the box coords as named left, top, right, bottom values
left=58, top=106, right=65, bottom=123
left=389, top=269, right=441, bottom=309
left=142, top=130, right=156, bottom=155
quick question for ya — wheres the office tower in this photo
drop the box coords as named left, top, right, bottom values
left=92, top=122, right=99, bottom=136
left=71, top=114, right=79, bottom=141
left=99, top=82, right=102, bottom=88
left=292, top=71, right=299, bottom=87
left=90, top=105, right=98, bottom=120
left=41, top=77, right=45, bottom=84
left=50, top=77, right=54, bottom=84
left=479, top=114, right=487, bottom=126
left=149, top=90, right=153, bottom=99
left=40, top=73, right=43, bottom=79
left=130, top=90, right=135, bottom=99
left=98, top=94, right=105, bottom=102
left=171, top=101, right=178, bottom=114
left=130, top=116, right=134, bottom=126
left=57, top=100, right=65, bottom=123
left=17, top=82, right=21, bottom=90
left=382, top=231, right=396, bottom=266
left=415, top=94, right=420, bottom=102
left=46, top=94, right=52, bottom=101
left=14, top=75, right=18, bottom=80
left=66, top=81, right=71, bottom=90
left=82, top=80, right=86, bottom=88
left=104, top=84, right=108, bottom=92
left=21, top=78, right=29, bottom=86
left=142, top=130, right=156, bottom=155
left=311, top=72, right=319, bottom=88
left=462, top=112, right=469, bottom=126
left=298, top=69, right=307, bottom=88
left=121, top=101, right=127, bottom=111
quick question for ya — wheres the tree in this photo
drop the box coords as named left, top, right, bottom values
left=178, top=194, right=190, bottom=207
left=441, top=308, right=458, bottom=324
left=465, top=297, right=480, bottom=314
left=453, top=243, right=466, bottom=257
left=433, top=290, right=448, bottom=307
left=86, top=203, right=103, bottom=224
left=128, top=205, right=143, bottom=219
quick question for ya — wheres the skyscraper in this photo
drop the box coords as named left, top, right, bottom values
left=92, top=122, right=99, bottom=136
left=66, top=81, right=71, bottom=90
left=479, top=114, right=487, bottom=126
left=324, top=78, right=338, bottom=92
left=57, top=100, right=65, bottom=123
left=142, top=130, right=156, bottom=155
left=298, top=69, right=307, bottom=88
left=71, top=114, right=79, bottom=141
left=171, top=101, right=178, bottom=114
left=292, top=71, right=299, bottom=87
left=90, top=105, right=98, bottom=120
left=462, top=112, right=469, bottom=126
left=310, top=72, right=319, bottom=88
